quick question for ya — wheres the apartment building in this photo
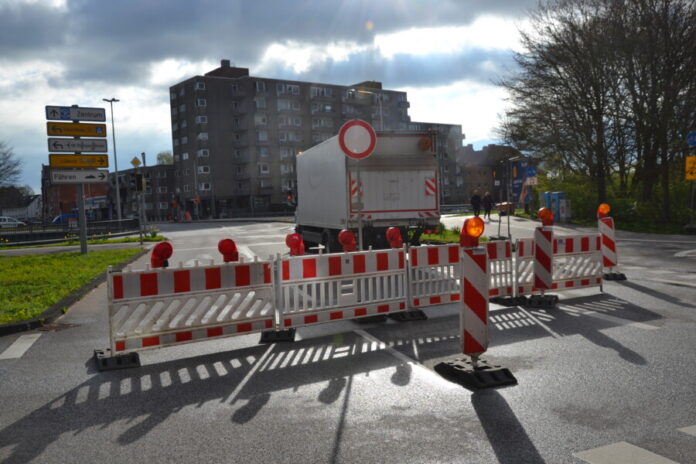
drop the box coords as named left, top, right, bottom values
left=169, top=60, right=464, bottom=217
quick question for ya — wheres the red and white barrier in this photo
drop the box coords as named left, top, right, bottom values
left=533, top=226, right=554, bottom=292
left=408, top=244, right=461, bottom=308
left=107, top=259, right=275, bottom=354
left=460, top=247, right=489, bottom=357
left=514, top=238, right=535, bottom=296
left=278, top=249, right=407, bottom=329
left=551, top=234, right=602, bottom=290
left=598, top=216, right=618, bottom=271
left=485, top=240, right=514, bottom=298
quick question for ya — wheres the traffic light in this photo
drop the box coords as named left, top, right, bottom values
left=286, top=190, right=296, bottom=206
left=134, top=174, right=143, bottom=192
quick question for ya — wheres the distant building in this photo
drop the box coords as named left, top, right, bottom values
left=41, top=165, right=109, bottom=221
left=0, top=195, right=42, bottom=221
left=169, top=60, right=464, bottom=217
left=109, top=164, right=176, bottom=221
left=456, top=144, right=523, bottom=203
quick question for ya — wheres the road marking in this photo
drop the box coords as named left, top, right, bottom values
left=352, top=329, right=455, bottom=388
left=678, top=425, right=696, bottom=437
left=573, top=441, right=678, bottom=464
left=516, top=306, right=562, bottom=338
left=674, top=249, right=696, bottom=258
left=0, top=334, right=42, bottom=360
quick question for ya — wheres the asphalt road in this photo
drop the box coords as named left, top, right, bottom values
left=1, top=218, right=696, bottom=463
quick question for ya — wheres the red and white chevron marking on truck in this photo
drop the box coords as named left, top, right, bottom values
left=425, top=177, right=437, bottom=196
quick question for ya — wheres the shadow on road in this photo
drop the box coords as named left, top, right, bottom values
left=472, top=390, right=545, bottom=464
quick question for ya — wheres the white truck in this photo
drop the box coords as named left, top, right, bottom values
left=295, top=131, right=441, bottom=251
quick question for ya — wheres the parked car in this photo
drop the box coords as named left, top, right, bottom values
left=0, top=216, right=26, bottom=228
left=51, top=213, right=78, bottom=224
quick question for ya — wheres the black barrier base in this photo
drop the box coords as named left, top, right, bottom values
left=525, top=294, right=559, bottom=309
left=490, top=296, right=528, bottom=307
left=388, top=310, right=428, bottom=322
left=435, top=358, right=517, bottom=390
left=604, top=272, right=627, bottom=281
left=259, top=328, right=296, bottom=344
left=93, top=349, right=140, bottom=371
left=353, top=315, right=388, bottom=324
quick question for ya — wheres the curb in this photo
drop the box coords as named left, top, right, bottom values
left=0, top=247, right=150, bottom=337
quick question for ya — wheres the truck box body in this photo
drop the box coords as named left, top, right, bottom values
left=296, top=131, right=440, bottom=247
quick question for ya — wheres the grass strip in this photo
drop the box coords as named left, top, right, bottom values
left=0, top=248, right=143, bottom=324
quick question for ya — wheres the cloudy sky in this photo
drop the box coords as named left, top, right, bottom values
left=0, top=0, right=537, bottom=192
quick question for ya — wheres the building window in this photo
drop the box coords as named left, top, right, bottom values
left=181, top=136, right=188, bottom=144
left=182, top=152, right=189, bottom=160
left=196, top=132, right=208, bottom=141
left=144, top=202, right=153, bottom=210
left=234, top=149, right=243, bottom=158
left=158, top=186, right=168, bottom=193
left=254, top=114, right=267, bottom=126
left=173, top=138, right=179, bottom=146
left=277, top=99, right=291, bottom=111
left=199, top=182, right=211, bottom=191
left=157, top=170, right=167, bottom=178
left=258, top=162, right=270, bottom=174
left=183, top=184, right=190, bottom=192
left=159, top=202, right=168, bottom=210
left=170, top=92, right=176, bottom=100
left=257, top=131, right=268, bottom=142
left=255, top=81, right=266, bottom=92
left=230, top=83, right=239, bottom=94
left=184, top=168, right=190, bottom=175
left=196, top=99, right=207, bottom=107
left=195, top=115, right=208, bottom=124
left=179, top=104, right=186, bottom=112
left=180, top=120, right=187, bottom=128
left=310, top=86, right=332, bottom=98
left=195, top=81, right=205, bottom=90
left=172, top=122, right=178, bottom=131
left=198, top=166, right=210, bottom=174
left=291, top=101, right=301, bottom=111
left=179, top=88, right=185, bottom=96
left=197, top=149, right=209, bottom=157
left=257, top=146, right=269, bottom=157
left=255, top=97, right=266, bottom=109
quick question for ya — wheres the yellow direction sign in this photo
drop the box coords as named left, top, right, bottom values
left=49, top=154, right=109, bottom=168
left=46, top=122, right=107, bottom=137
left=687, top=156, right=696, bottom=180
left=131, top=156, right=141, bottom=167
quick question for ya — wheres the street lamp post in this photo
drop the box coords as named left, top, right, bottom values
left=103, top=98, right=122, bottom=221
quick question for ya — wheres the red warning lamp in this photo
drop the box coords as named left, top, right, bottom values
left=537, top=207, right=554, bottom=226
left=460, top=216, right=485, bottom=248
left=285, top=233, right=305, bottom=256
left=386, top=227, right=404, bottom=248
left=338, top=229, right=358, bottom=252
left=597, top=203, right=611, bottom=219
left=151, top=242, right=173, bottom=268
left=217, top=238, right=239, bottom=262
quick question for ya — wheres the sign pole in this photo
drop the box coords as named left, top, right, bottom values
left=72, top=105, right=88, bottom=254
left=357, top=160, right=363, bottom=251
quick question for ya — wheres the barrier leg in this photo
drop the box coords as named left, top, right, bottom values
left=435, top=247, right=517, bottom=390
left=528, top=226, right=558, bottom=309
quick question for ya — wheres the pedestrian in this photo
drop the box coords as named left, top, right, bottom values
left=483, top=192, right=493, bottom=220
left=470, top=190, right=482, bottom=217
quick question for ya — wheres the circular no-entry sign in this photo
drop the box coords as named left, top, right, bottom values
left=338, top=119, right=376, bottom=160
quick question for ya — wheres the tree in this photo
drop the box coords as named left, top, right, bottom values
left=0, top=141, right=22, bottom=186
left=498, top=0, right=696, bottom=221
left=156, top=151, right=173, bottom=165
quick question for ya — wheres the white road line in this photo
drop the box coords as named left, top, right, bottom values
left=516, top=306, right=562, bottom=338
left=678, top=425, right=696, bottom=437
left=352, top=329, right=455, bottom=388
left=573, top=441, right=678, bottom=464
left=0, top=334, right=42, bottom=360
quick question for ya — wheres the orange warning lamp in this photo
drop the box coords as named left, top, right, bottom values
left=597, top=203, right=611, bottom=219
left=460, top=216, right=485, bottom=247
left=151, top=242, right=173, bottom=268
left=217, top=238, right=239, bottom=262
left=286, top=233, right=305, bottom=256
left=537, top=207, right=554, bottom=226
left=338, top=229, right=358, bottom=252
left=386, top=227, right=404, bottom=248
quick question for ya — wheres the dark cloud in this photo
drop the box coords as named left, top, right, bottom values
left=0, top=0, right=535, bottom=87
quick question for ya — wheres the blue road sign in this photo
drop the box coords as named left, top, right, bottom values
left=687, top=132, right=696, bottom=147
left=527, top=166, right=537, bottom=177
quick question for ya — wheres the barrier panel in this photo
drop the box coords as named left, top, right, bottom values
left=408, top=244, right=461, bottom=308
left=277, top=249, right=407, bottom=329
left=599, top=216, right=618, bottom=269
left=484, top=240, right=514, bottom=298
left=107, top=260, right=275, bottom=354
left=516, top=231, right=602, bottom=296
